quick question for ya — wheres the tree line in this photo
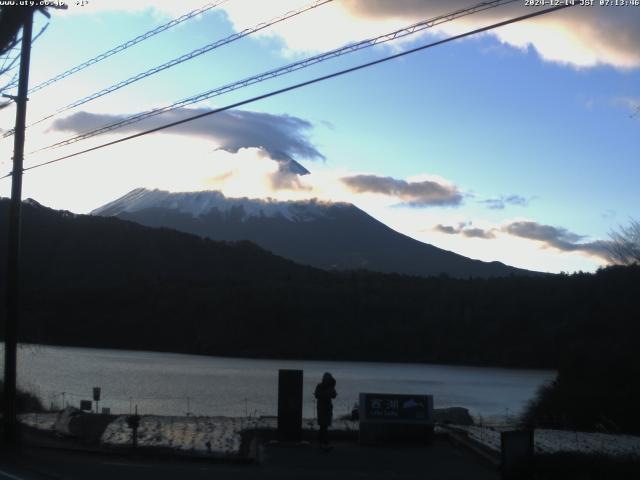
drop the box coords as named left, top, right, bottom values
left=1, top=199, right=639, bottom=431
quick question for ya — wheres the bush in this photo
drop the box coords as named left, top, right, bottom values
left=0, top=381, right=45, bottom=413
left=521, top=346, right=640, bottom=434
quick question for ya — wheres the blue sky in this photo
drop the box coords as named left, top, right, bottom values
left=0, top=0, right=638, bottom=273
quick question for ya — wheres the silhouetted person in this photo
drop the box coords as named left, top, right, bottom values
left=314, top=372, right=337, bottom=449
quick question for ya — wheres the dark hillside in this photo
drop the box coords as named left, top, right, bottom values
left=1, top=199, right=638, bottom=372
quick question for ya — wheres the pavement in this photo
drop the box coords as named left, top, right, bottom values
left=0, top=436, right=499, bottom=480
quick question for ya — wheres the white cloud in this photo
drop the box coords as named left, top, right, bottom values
left=0, top=124, right=609, bottom=274
left=55, top=0, right=640, bottom=68
left=340, top=1, right=640, bottom=69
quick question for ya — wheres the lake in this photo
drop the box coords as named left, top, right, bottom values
left=10, top=344, right=554, bottom=421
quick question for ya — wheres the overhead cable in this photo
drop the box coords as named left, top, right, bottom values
left=34, top=0, right=518, bottom=152
left=11, top=0, right=332, bottom=135
left=27, top=1, right=230, bottom=95
left=0, top=21, right=49, bottom=94
left=0, top=1, right=575, bottom=181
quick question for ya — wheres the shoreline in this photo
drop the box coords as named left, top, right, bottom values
left=7, top=341, right=558, bottom=374
left=19, top=411, right=640, bottom=461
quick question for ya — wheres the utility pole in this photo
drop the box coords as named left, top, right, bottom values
left=3, top=9, right=34, bottom=448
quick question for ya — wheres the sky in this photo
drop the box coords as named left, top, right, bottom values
left=0, top=0, right=638, bottom=273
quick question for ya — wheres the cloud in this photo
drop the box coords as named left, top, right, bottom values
left=503, top=221, right=610, bottom=259
left=341, top=174, right=462, bottom=207
left=340, top=1, right=640, bottom=69
left=57, top=1, right=640, bottom=68
left=50, top=108, right=323, bottom=177
left=480, top=194, right=528, bottom=210
left=435, top=219, right=610, bottom=258
left=463, top=227, right=496, bottom=240
left=434, top=223, right=495, bottom=239
left=434, top=224, right=459, bottom=235
left=45, top=108, right=466, bottom=204
left=504, top=221, right=583, bottom=244
left=198, top=146, right=314, bottom=195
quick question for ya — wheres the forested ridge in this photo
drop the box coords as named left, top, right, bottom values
left=0, top=199, right=637, bottom=371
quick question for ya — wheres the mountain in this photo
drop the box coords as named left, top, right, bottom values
left=92, top=188, right=532, bottom=278
left=1, top=197, right=638, bottom=370
left=0, top=197, right=319, bottom=291
left=3, top=199, right=639, bottom=435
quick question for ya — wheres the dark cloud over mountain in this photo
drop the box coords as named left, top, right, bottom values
left=463, top=227, right=496, bottom=240
left=435, top=223, right=495, bottom=239
left=436, top=219, right=610, bottom=260
left=50, top=108, right=323, bottom=176
left=504, top=221, right=610, bottom=259
left=434, top=224, right=459, bottom=235
left=341, top=174, right=462, bottom=207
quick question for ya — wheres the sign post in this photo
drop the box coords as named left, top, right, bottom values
left=359, top=393, right=434, bottom=445
left=93, top=387, right=101, bottom=414
left=277, top=369, right=303, bottom=442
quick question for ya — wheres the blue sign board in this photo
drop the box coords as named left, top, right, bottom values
left=360, top=393, right=433, bottom=423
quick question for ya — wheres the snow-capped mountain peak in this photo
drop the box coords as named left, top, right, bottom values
left=91, top=188, right=339, bottom=222
left=92, top=188, right=530, bottom=278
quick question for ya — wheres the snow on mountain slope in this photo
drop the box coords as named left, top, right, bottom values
left=92, top=188, right=534, bottom=278
left=92, top=188, right=335, bottom=222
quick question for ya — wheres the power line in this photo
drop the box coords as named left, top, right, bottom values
left=0, top=72, right=19, bottom=94
left=0, top=21, right=49, bottom=94
left=26, top=1, right=229, bottom=96
left=0, top=1, right=574, bottom=181
left=32, top=0, right=518, bottom=153
left=13, top=0, right=333, bottom=135
left=0, top=52, right=20, bottom=75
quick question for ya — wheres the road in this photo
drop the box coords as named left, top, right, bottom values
left=0, top=438, right=499, bottom=479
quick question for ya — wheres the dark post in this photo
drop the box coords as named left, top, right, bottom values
left=277, top=369, right=303, bottom=442
left=501, top=430, right=534, bottom=480
left=93, top=387, right=101, bottom=414
left=3, top=9, right=34, bottom=448
left=127, top=405, right=140, bottom=448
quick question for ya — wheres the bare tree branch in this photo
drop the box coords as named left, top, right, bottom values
left=608, top=219, right=640, bottom=266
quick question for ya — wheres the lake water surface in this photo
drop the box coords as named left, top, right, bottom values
left=11, top=344, right=554, bottom=421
